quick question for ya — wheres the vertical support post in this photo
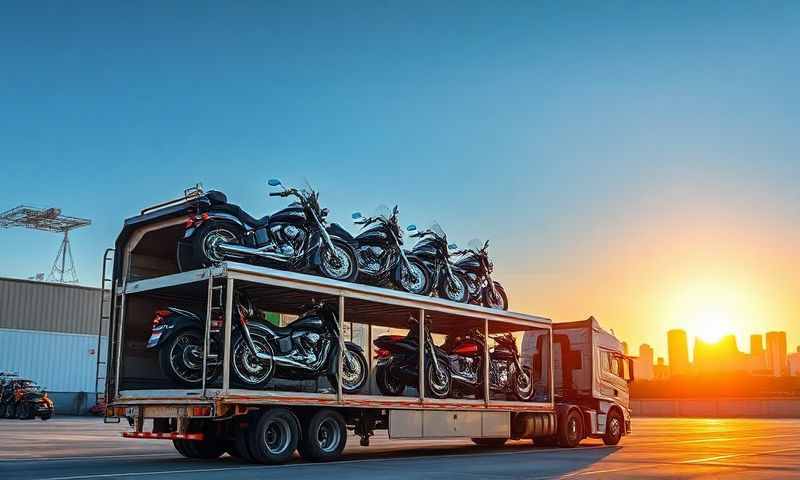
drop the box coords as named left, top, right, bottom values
left=418, top=308, right=425, bottom=404
left=367, top=323, right=373, bottom=395
left=113, top=290, right=126, bottom=399
left=222, top=277, right=234, bottom=392
left=338, top=295, right=345, bottom=402
left=549, top=326, right=555, bottom=408
left=484, top=318, right=490, bottom=407
left=201, top=277, right=213, bottom=396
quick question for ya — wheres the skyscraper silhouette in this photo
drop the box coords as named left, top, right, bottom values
left=667, top=329, right=690, bottom=376
left=765, top=331, right=788, bottom=376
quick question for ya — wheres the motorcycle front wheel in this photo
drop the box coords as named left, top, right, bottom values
left=483, top=282, right=509, bottom=310
left=426, top=361, right=452, bottom=399
left=439, top=272, right=470, bottom=304
left=231, top=331, right=275, bottom=388
left=513, top=366, right=535, bottom=401
left=328, top=344, right=369, bottom=394
left=393, top=258, right=432, bottom=296
left=318, top=239, right=359, bottom=283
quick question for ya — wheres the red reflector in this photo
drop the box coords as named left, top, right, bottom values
left=156, top=310, right=171, bottom=317
left=123, top=432, right=205, bottom=441
left=192, top=406, right=211, bottom=417
left=374, top=348, right=391, bottom=359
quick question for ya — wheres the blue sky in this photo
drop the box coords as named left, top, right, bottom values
left=2, top=2, right=798, bottom=356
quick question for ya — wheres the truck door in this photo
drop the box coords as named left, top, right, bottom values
left=597, top=349, right=630, bottom=408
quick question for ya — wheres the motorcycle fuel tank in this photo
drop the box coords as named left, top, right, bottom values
left=492, top=345, right=516, bottom=361
left=455, top=254, right=482, bottom=274
left=290, top=315, right=324, bottom=331
left=269, top=204, right=306, bottom=225
left=355, top=226, right=388, bottom=245
left=411, top=238, right=440, bottom=260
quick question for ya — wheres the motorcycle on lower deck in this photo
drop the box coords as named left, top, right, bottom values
left=328, top=205, right=432, bottom=296
left=146, top=292, right=368, bottom=394
left=176, top=179, right=358, bottom=283
left=407, top=222, right=470, bottom=304
left=373, top=318, right=452, bottom=398
left=452, top=239, right=509, bottom=310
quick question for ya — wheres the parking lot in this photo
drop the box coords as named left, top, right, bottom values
left=1, top=417, right=799, bottom=479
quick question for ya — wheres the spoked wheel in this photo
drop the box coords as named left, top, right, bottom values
left=394, top=258, right=431, bottom=296
left=159, top=329, right=218, bottom=386
left=483, top=282, right=509, bottom=310
left=328, top=345, right=369, bottom=394
left=513, top=366, right=535, bottom=401
left=231, top=332, right=275, bottom=388
left=248, top=408, right=300, bottom=465
left=440, top=273, right=469, bottom=304
left=297, top=409, right=348, bottom=462
left=186, top=221, right=242, bottom=271
left=426, top=361, right=451, bottom=399
left=375, top=363, right=404, bottom=396
left=318, top=239, right=359, bottom=283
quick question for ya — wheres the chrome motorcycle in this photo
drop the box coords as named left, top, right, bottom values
left=408, top=222, right=470, bottom=303
left=453, top=239, right=509, bottom=310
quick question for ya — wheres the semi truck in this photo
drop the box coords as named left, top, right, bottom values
left=101, top=189, right=633, bottom=464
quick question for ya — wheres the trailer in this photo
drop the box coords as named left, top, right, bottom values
left=102, top=189, right=633, bottom=463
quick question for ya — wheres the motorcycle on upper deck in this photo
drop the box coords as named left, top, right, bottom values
left=452, top=239, right=509, bottom=310
left=327, top=205, right=432, bottom=296
left=176, top=179, right=358, bottom=283
left=407, top=222, right=470, bottom=304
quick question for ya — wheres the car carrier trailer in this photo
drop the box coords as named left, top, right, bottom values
left=101, top=190, right=633, bottom=464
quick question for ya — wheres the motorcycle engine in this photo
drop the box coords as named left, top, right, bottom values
left=491, top=361, right=511, bottom=389
left=291, top=331, right=322, bottom=363
left=358, top=246, right=385, bottom=274
left=270, top=224, right=305, bottom=257
left=451, top=355, right=479, bottom=382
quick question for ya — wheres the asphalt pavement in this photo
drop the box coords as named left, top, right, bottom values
left=1, top=416, right=799, bottom=479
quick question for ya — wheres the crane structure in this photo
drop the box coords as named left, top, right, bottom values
left=0, top=205, right=91, bottom=283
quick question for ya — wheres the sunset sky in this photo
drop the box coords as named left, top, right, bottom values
left=1, top=2, right=798, bottom=359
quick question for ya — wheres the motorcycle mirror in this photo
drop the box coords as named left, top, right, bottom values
left=267, top=178, right=282, bottom=187
left=351, top=211, right=363, bottom=219
left=448, top=243, right=458, bottom=250
left=321, top=207, right=329, bottom=217
left=407, top=224, right=417, bottom=231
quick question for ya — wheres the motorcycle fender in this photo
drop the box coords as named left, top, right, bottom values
left=326, top=223, right=355, bottom=244
left=344, top=341, right=364, bottom=353
left=146, top=313, right=202, bottom=349
left=310, top=234, right=348, bottom=266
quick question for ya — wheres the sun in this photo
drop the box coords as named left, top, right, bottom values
left=691, top=308, right=731, bottom=343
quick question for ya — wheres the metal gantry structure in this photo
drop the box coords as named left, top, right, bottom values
left=0, top=205, right=91, bottom=283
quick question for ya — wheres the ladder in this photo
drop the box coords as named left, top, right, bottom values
left=94, top=249, right=114, bottom=408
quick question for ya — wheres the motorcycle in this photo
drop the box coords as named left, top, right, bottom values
left=176, top=179, right=359, bottom=283
left=373, top=317, right=452, bottom=399
left=452, top=239, right=509, bottom=310
left=407, top=222, right=470, bottom=303
left=14, top=385, right=54, bottom=420
left=146, top=292, right=369, bottom=394
left=328, top=205, right=432, bottom=296
left=443, top=329, right=534, bottom=401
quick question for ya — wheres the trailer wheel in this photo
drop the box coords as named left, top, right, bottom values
left=557, top=409, right=584, bottom=448
left=234, top=415, right=258, bottom=463
left=173, top=439, right=192, bottom=458
left=248, top=408, right=300, bottom=464
left=603, top=410, right=623, bottom=446
left=297, top=409, right=347, bottom=462
left=471, top=437, right=507, bottom=447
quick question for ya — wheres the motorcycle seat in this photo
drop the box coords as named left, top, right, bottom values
left=214, top=204, right=270, bottom=227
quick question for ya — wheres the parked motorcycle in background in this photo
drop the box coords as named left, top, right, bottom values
left=329, top=205, right=432, bottom=296
left=408, top=222, right=470, bottom=303
left=453, top=239, right=509, bottom=310
left=176, top=179, right=358, bottom=283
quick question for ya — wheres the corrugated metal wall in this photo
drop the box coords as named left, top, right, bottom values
left=0, top=328, right=107, bottom=392
left=0, top=277, right=103, bottom=335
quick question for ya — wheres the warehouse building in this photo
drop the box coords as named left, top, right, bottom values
left=0, top=276, right=106, bottom=414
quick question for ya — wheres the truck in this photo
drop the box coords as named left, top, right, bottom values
left=101, top=188, right=633, bottom=464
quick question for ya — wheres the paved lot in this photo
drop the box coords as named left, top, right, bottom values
left=1, top=417, right=799, bottom=479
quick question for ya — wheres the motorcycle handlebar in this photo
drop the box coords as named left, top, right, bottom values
left=268, top=192, right=283, bottom=197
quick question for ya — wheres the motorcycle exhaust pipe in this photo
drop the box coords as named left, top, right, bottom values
left=450, top=371, right=479, bottom=386
left=217, top=243, right=292, bottom=263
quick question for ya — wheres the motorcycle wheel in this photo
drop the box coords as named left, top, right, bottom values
left=426, top=361, right=452, bottom=399
left=7, top=403, right=16, bottom=419
left=328, top=344, right=369, bottom=394
left=231, top=331, right=275, bottom=388
left=375, top=363, right=404, bottom=396
left=317, top=239, right=359, bottom=283
left=393, top=258, right=432, bottom=296
left=483, top=282, right=509, bottom=310
left=17, top=403, right=32, bottom=420
left=439, top=272, right=470, bottom=304
left=40, top=411, right=52, bottom=421
left=0, top=404, right=6, bottom=418
left=513, top=366, right=535, bottom=401
left=158, top=329, right=218, bottom=387
left=187, top=221, right=242, bottom=270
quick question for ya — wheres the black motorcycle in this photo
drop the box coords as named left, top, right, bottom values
left=373, top=318, right=452, bottom=399
left=443, top=329, right=534, bottom=401
left=1, top=379, right=53, bottom=420
left=328, top=205, right=432, bottom=296
left=407, top=222, right=470, bottom=303
left=147, top=292, right=369, bottom=394
left=176, top=179, right=358, bottom=283
left=453, top=239, right=509, bottom=310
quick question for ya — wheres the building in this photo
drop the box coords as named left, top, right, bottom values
left=749, top=334, right=766, bottom=372
left=621, top=341, right=629, bottom=356
left=0, top=276, right=105, bottom=414
left=632, top=344, right=654, bottom=380
left=693, top=335, right=748, bottom=374
left=667, top=329, right=690, bottom=376
left=765, top=331, right=788, bottom=377
left=789, top=347, right=800, bottom=377
left=653, top=357, right=669, bottom=380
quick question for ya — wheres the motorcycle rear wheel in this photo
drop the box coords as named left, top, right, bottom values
left=185, top=221, right=242, bottom=271
left=375, top=363, right=404, bottom=396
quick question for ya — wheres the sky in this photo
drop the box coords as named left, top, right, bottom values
left=1, top=2, right=798, bottom=360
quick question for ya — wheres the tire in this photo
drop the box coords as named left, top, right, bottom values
left=188, top=221, right=242, bottom=270
left=297, top=409, right=347, bottom=462
left=191, top=437, right=226, bottom=459
left=603, top=410, right=624, bottom=446
left=234, top=414, right=258, bottom=463
left=513, top=366, right=535, bottom=401
left=40, top=412, right=52, bottom=421
left=532, top=435, right=558, bottom=447
left=6, top=403, right=16, bottom=419
left=375, top=363, right=404, bottom=396
left=159, top=328, right=216, bottom=387
left=393, top=258, right=432, bottom=296
left=425, top=361, right=451, bottom=399
left=328, top=344, right=369, bottom=395
left=17, top=403, right=33, bottom=420
left=557, top=409, right=584, bottom=448
left=247, top=408, right=300, bottom=465
left=439, top=272, right=470, bottom=304
left=471, top=437, right=507, bottom=447
left=483, top=282, right=509, bottom=310
left=231, top=331, right=275, bottom=388
left=318, top=239, right=359, bottom=283
left=176, top=241, right=194, bottom=273
left=0, top=404, right=6, bottom=418
left=173, top=439, right=192, bottom=458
